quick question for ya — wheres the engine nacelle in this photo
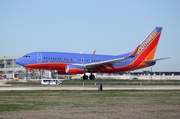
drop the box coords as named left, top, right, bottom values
left=57, top=70, right=66, bottom=74
left=65, top=65, right=85, bottom=74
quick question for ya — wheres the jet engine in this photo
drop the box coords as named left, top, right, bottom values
left=57, top=70, right=66, bottom=74
left=65, top=65, right=84, bottom=74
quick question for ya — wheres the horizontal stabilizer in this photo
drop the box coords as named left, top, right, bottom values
left=143, top=57, right=170, bottom=63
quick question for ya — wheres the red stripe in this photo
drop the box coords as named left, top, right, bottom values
left=26, top=62, right=68, bottom=70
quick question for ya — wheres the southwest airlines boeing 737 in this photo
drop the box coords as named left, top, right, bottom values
left=15, top=27, right=168, bottom=80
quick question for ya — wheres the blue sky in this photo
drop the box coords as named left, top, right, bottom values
left=0, top=0, right=180, bottom=71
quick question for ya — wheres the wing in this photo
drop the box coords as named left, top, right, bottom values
left=84, top=57, right=126, bottom=68
left=73, top=54, right=133, bottom=70
left=74, top=45, right=140, bottom=70
left=84, top=45, right=141, bottom=69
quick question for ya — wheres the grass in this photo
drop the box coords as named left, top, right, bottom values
left=0, top=90, right=180, bottom=118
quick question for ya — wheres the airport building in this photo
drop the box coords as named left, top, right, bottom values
left=0, top=56, right=26, bottom=78
left=0, top=56, right=53, bottom=79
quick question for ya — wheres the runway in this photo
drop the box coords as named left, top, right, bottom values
left=0, top=85, right=180, bottom=90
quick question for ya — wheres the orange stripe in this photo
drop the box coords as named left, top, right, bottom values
left=145, top=45, right=157, bottom=60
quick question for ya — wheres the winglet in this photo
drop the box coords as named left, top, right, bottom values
left=92, top=50, right=96, bottom=55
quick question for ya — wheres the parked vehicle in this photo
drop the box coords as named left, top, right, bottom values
left=41, top=79, right=62, bottom=85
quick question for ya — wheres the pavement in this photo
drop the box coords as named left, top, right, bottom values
left=0, top=85, right=180, bottom=90
left=1, top=79, right=180, bottom=90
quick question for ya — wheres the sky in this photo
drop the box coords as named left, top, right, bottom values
left=0, top=0, right=180, bottom=71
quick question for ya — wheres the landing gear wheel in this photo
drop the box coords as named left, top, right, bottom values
left=83, top=75, right=88, bottom=80
left=31, top=72, right=35, bottom=79
left=89, top=74, right=95, bottom=80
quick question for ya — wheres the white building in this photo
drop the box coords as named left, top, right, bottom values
left=0, top=56, right=25, bottom=78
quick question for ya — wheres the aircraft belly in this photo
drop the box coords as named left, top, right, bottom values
left=26, top=62, right=67, bottom=70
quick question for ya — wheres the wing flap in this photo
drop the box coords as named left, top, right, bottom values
left=73, top=56, right=128, bottom=69
left=84, top=57, right=126, bottom=68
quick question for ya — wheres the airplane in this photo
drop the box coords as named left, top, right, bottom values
left=0, top=74, right=5, bottom=79
left=15, top=27, right=169, bottom=80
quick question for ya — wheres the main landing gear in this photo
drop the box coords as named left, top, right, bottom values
left=83, top=73, right=95, bottom=80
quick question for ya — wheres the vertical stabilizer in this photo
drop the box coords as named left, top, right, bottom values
left=136, top=27, right=162, bottom=60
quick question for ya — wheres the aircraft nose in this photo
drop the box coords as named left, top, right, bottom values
left=15, top=58, right=24, bottom=66
left=15, top=59, right=20, bottom=64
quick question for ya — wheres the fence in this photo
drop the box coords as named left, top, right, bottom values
left=5, top=81, right=180, bottom=87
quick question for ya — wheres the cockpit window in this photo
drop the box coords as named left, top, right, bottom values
left=23, top=55, right=31, bottom=58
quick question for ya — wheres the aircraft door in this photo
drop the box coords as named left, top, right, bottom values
left=37, top=53, right=42, bottom=62
left=81, top=58, right=85, bottom=64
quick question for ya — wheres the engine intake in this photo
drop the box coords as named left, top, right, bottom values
left=65, top=65, right=84, bottom=74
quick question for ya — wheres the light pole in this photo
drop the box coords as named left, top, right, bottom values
left=150, top=67, right=152, bottom=84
